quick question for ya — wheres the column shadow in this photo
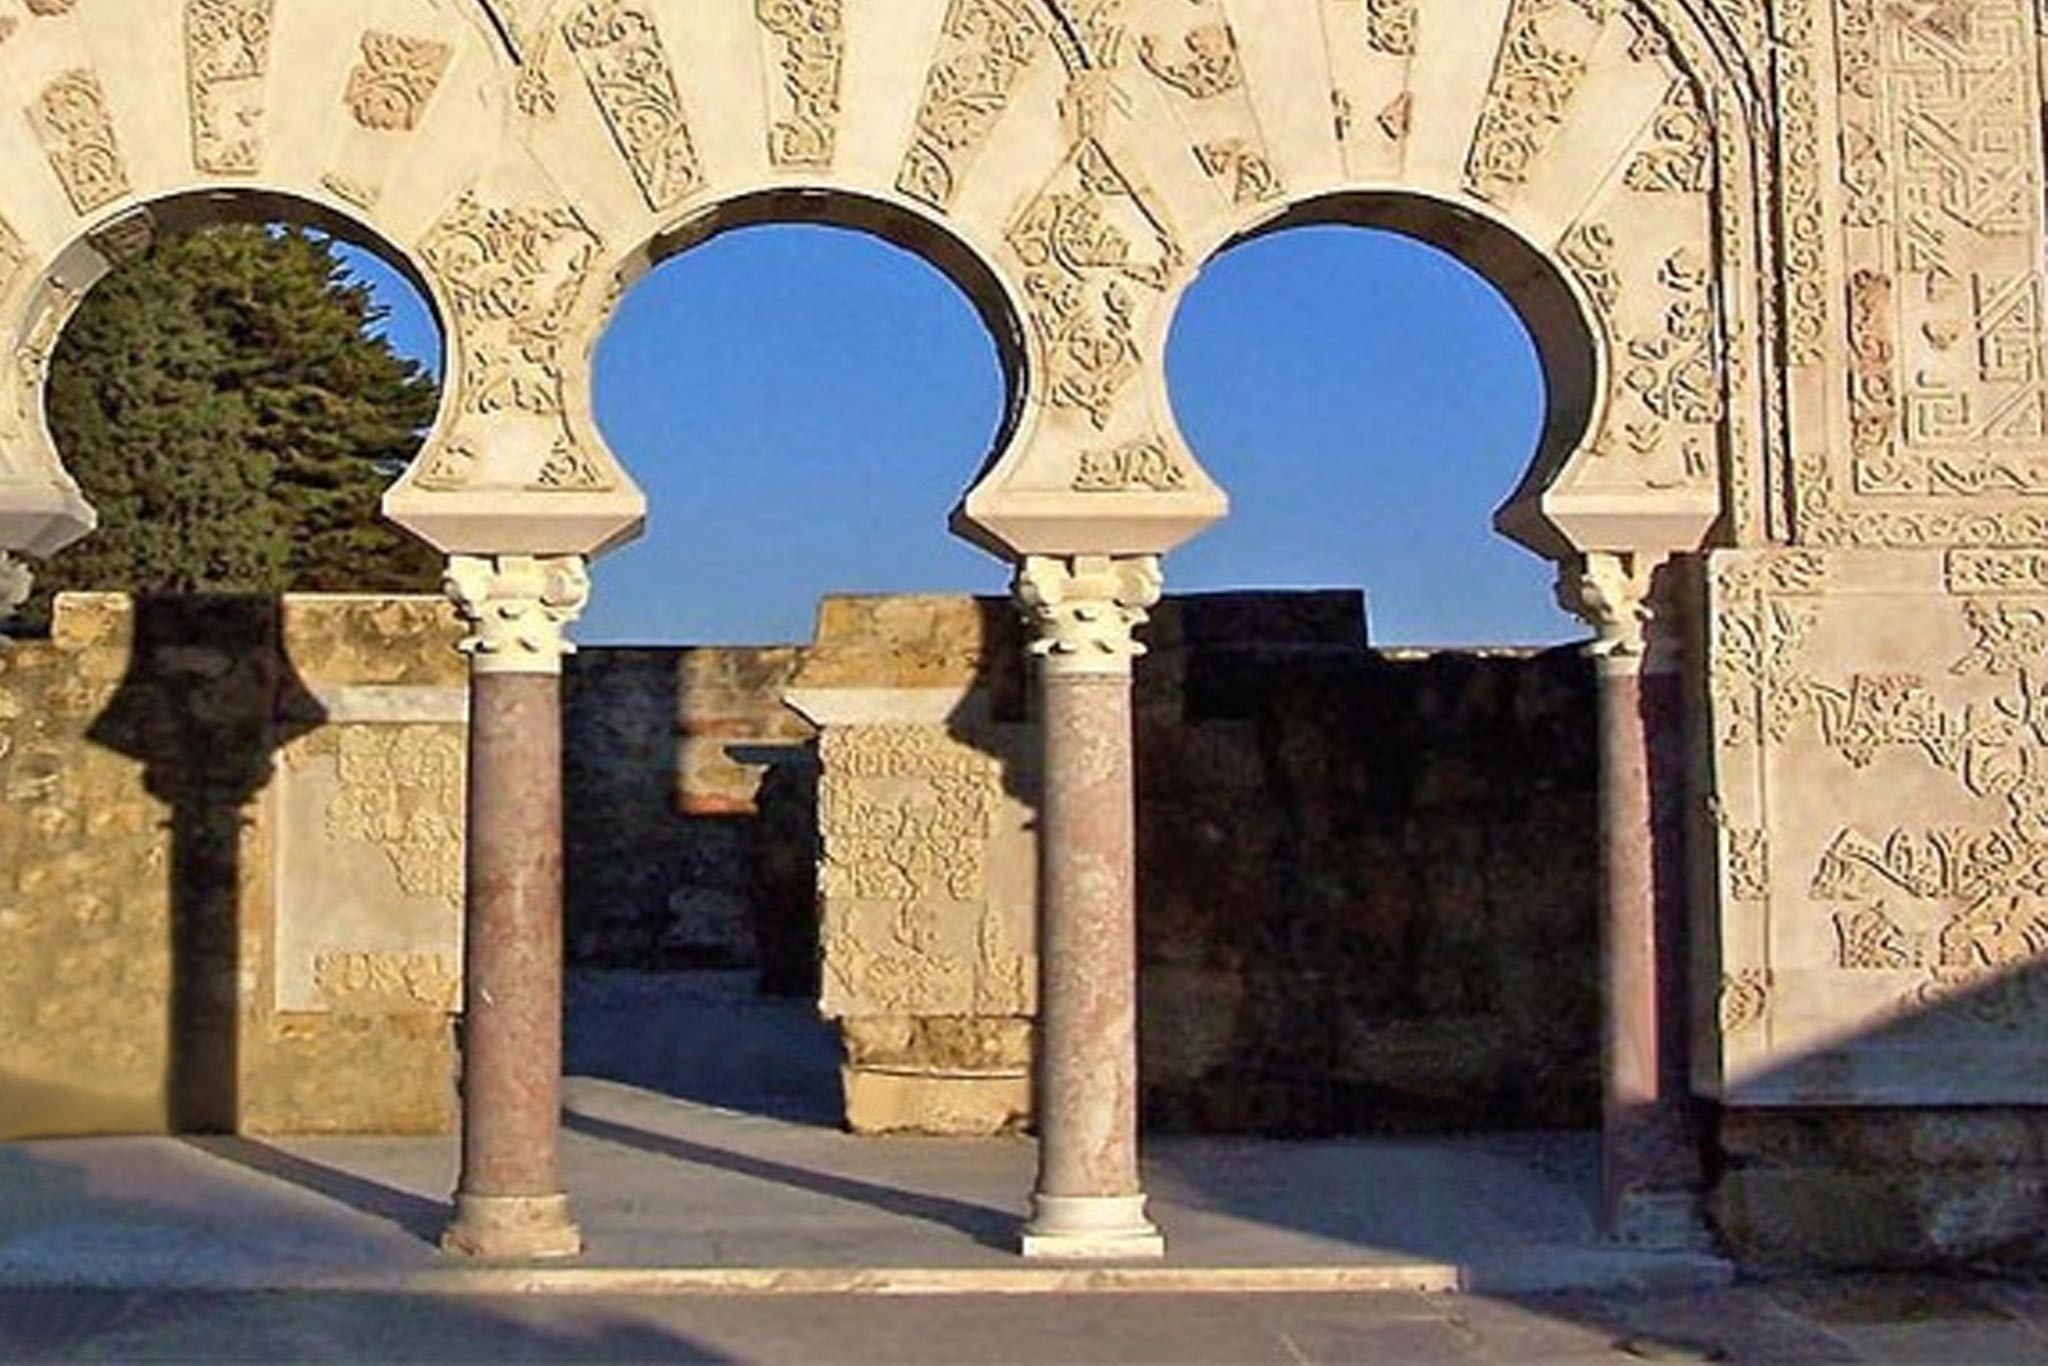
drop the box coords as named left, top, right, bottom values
left=84, top=596, right=325, bottom=1134
left=562, top=1109, right=1016, bottom=1251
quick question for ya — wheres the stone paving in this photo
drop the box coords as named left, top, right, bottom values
left=0, top=1073, right=1725, bottom=1296
left=3, top=1277, right=2047, bottom=1362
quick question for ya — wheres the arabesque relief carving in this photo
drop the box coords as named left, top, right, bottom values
left=184, top=0, right=274, bottom=175
left=1362, top=0, right=1417, bottom=55
left=1008, top=124, right=1180, bottom=432
left=1707, top=550, right=2048, bottom=1104
left=1466, top=0, right=1608, bottom=203
left=30, top=69, right=129, bottom=215
left=419, top=190, right=599, bottom=424
left=1073, top=437, right=1189, bottom=493
left=287, top=724, right=465, bottom=915
left=562, top=0, right=703, bottom=211
left=345, top=31, right=453, bottom=133
left=815, top=725, right=1028, bottom=1018
left=756, top=0, right=844, bottom=168
left=897, top=0, right=1047, bottom=210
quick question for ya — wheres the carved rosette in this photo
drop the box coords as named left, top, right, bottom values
left=444, top=554, right=590, bottom=675
left=1556, top=550, right=1660, bottom=666
left=1014, top=554, right=1163, bottom=677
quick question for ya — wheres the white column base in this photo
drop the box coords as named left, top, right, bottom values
left=441, top=1193, right=584, bottom=1260
left=1020, top=1193, right=1166, bottom=1260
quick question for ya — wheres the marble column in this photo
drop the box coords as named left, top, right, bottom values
left=440, top=554, right=590, bottom=1260
left=1014, top=554, right=1166, bottom=1260
left=1559, top=552, right=1705, bottom=1246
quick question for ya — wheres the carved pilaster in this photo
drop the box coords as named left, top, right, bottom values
left=444, top=555, right=589, bottom=675
left=1557, top=551, right=1676, bottom=673
left=1014, top=555, right=1163, bottom=678
left=0, top=553, right=30, bottom=636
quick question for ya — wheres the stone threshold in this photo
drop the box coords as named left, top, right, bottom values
left=0, top=1255, right=1734, bottom=1299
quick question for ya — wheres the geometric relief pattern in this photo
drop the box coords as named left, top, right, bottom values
left=1705, top=549, right=2048, bottom=1105
left=1828, top=0, right=2048, bottom=514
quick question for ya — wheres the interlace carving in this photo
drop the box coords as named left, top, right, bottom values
left=1014, top=554, right=1162, bottom=676
left=185, top=0, right=274, bottom=174
left=444, top=555, right=591, bottom=674
left=345, top=31, right=453, bottom=133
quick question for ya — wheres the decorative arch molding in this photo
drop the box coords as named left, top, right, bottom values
left=0, top=0, right=1773, bottom=576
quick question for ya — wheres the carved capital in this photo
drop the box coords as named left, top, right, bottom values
left=1557, top=551, right=1665, bottom=668
left=0, top=552, right=31, bottom=633
left=444, top=554, right=590, bottom=675
left=1014, top=554, right=1163, bottom=677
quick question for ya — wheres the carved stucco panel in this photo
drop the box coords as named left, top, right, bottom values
left=276, top=720, right=465, bottom=1016
left=1703, top=548, right=2048, bottom=1105
left=815, top=724, right=1035, bottom=1020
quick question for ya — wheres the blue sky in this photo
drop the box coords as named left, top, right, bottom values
left=343, top=223, right=1573, bottom=648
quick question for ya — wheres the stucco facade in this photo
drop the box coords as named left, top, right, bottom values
left=0, top=0, right=2043, bottom=1266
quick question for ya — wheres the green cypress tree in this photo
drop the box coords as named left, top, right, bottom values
left=21, top=224, right=441, bottom=627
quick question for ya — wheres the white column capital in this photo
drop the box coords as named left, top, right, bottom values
left=0, top=552, right=31, bottom=635
left=1557, top=550, right=1676, bottom=674
left=1014, top=554, right=1164, bottom=678
left=444, top=554, right=590, bottom=676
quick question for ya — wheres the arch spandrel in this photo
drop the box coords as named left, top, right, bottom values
left=0, top=0, right=1774, bottom=571
left=954, top=0, right=1761, bottom=562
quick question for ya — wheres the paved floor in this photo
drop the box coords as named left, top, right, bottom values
left=0, top=1073, right=1725, bottom=1295
left=0, top=973, right=1728, bottom=1296
left=3, top=1277, right=2047, bottom=1362
left=6, top=975, right=2036, bottom=1360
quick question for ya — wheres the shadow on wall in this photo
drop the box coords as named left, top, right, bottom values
left=1134, top=596, right=1603, bottom=1137
left=1705, top=952, right=2048, bottom=1270
left=561, top=648, right=819, bottom=989
left=84, top=597, right=325, bottom=1135
left=553, top=591, right=1606, bottom=1138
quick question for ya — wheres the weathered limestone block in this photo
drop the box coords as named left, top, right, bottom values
left=1712, top=1109, right=2048, bottom=1269
left=840, top=1016, right=1032, bottom=1136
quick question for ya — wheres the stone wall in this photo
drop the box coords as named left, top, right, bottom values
left=1712, top=1108, right=2048, bottom=1269
left=1138, top=598, right=1602, bottom=1135
left=1, top=589, right=1604, bottom=1145
left=0, top=594, right=461, bottom=1142
left=789, top=591, right=1605, bottom=1136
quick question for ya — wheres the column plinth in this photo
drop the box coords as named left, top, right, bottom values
left=1015, top=555, right=1165, bottom=1261
left=440, top=555, right=588, bottom=1261
left=1560, top=552, right=1707, bottom=1248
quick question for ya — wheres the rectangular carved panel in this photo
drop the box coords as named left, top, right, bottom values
left=1805, top=0, right=2048, bottom=545
left=1704, top=549, right=2048, bottom=1105
left=275, top=717, right=465, bottom=1015
left=815, top=724, right=1034, bottom=1020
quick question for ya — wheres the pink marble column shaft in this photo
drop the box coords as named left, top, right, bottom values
left=1597, top=654, right=1703, bottom=1241
left=1014, top=553, right=1164, bottom=1259
left=1035, top=670, right=1144, bottom=1202
left=442, top=669, right=582, bottom=1258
